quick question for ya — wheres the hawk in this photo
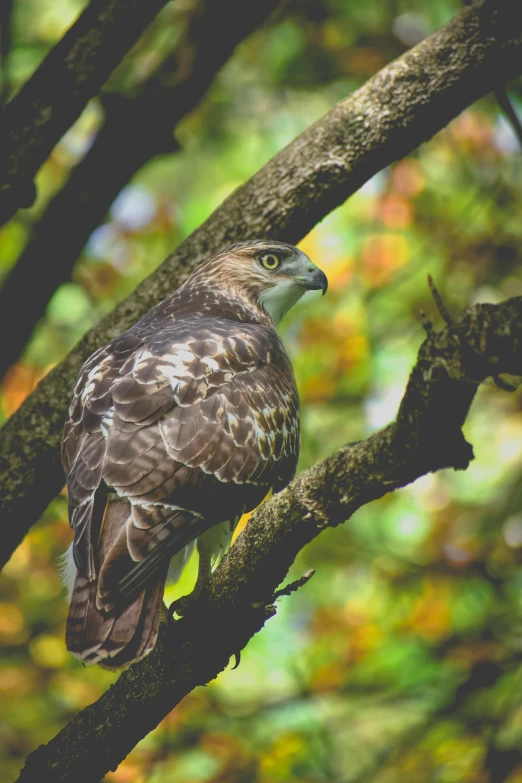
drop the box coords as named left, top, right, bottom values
left=61, top=240, right=327, bottom=667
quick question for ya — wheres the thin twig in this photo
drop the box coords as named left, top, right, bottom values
left=273, top=570, right=316, bottom=600
left=428, top=274, right=454, bottom=326
left=418, top=309, right=433, bottom=335
left=493, top=373, right=522, bottom=392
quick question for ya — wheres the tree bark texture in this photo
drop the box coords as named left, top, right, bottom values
left=0, top=0, right=282, bottom=380
left=0, top=0, right=521, bottom=571
left=0, top=0, right=171, bottom=227
left=15, top=295, right=522, bottom=783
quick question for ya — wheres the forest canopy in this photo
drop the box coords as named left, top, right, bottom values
left=1, top=1, right=522, bottom=782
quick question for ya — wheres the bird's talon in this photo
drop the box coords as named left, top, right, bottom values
left=169, top=590, right=201, bottom=619
left=231, top=651, right=241, bottom=669
left=169, top=597, right=187, bottom=619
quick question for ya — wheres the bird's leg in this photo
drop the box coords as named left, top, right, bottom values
left=169, top=538, right=213, bottom=619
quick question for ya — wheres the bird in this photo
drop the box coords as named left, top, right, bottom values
left=60, top=240, right=328, bottom=667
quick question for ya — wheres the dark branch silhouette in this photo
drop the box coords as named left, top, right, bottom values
left=0, top=0, right=282, bottom=380
left=16, top=294, right=522, bottom=783
left=0, top=0, right=171, bottom=227
left=1, top=0, right=522, bottom=571
left=0, top=0, right=13, bottom=108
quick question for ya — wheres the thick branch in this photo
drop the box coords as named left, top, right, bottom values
left=16, top=296, right=522, bottom=783
left=0, top=0, right=281, bottom=379
left=1, top=0, right=522, bottom=568
left=0, top=0, right=170, bottom=227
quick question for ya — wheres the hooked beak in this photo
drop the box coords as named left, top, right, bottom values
left=299, top=268, right=328, bottom=296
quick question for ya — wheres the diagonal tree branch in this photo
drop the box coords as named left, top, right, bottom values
left=0, top=0, right=172, bottom=227
left=0, top=0, right=282, bottom=380
left=16, top=295, right=522, bottom=783
left=1, top=0, right=522, bottom=569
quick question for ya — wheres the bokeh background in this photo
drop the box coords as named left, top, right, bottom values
left=2, top=0, right=522, bottom=781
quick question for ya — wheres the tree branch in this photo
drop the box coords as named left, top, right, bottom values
left=16, top=295, right=522, bottom=783
left=0, top=0, right=13, bottom=109
left=1, top=0, right=522, bottom=569
left=0, top=0, right=282, bottom=380
left=0, top=0, right=171, bottom=227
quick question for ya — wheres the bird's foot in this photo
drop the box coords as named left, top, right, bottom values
left=170, top=544, right=214, bottom=620
left=168, top=576, right=209, bottom=620
left=168, top=592, right=196, bottom=621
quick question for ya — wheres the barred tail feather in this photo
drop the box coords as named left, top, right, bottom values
left=65, top=570, right=167, bottom=666
left=65, top=496, right=168, bottom=667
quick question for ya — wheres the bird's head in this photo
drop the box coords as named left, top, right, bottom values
left=192, top=240, right=328, bottom=325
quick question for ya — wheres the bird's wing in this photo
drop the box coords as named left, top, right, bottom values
left=62, top=317, right=299, bottom=607
left=62, top=329, right=146, bottom=579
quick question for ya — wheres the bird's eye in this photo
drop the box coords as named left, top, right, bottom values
left=260, top=253, right=280, bottom=270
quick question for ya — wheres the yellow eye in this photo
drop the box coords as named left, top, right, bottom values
left=260, top=253, right=280, bottom=270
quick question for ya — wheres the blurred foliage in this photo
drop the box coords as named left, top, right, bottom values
left=2, top=0, right=522, bottom=781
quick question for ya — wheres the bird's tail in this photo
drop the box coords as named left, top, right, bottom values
left=65, top=497, right=167, bottom=667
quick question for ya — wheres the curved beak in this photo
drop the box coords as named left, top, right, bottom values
left=300, top=268, right=328, bottom=296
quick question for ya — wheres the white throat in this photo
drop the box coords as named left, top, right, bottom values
left=258, top=280, right=306, bottom=325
